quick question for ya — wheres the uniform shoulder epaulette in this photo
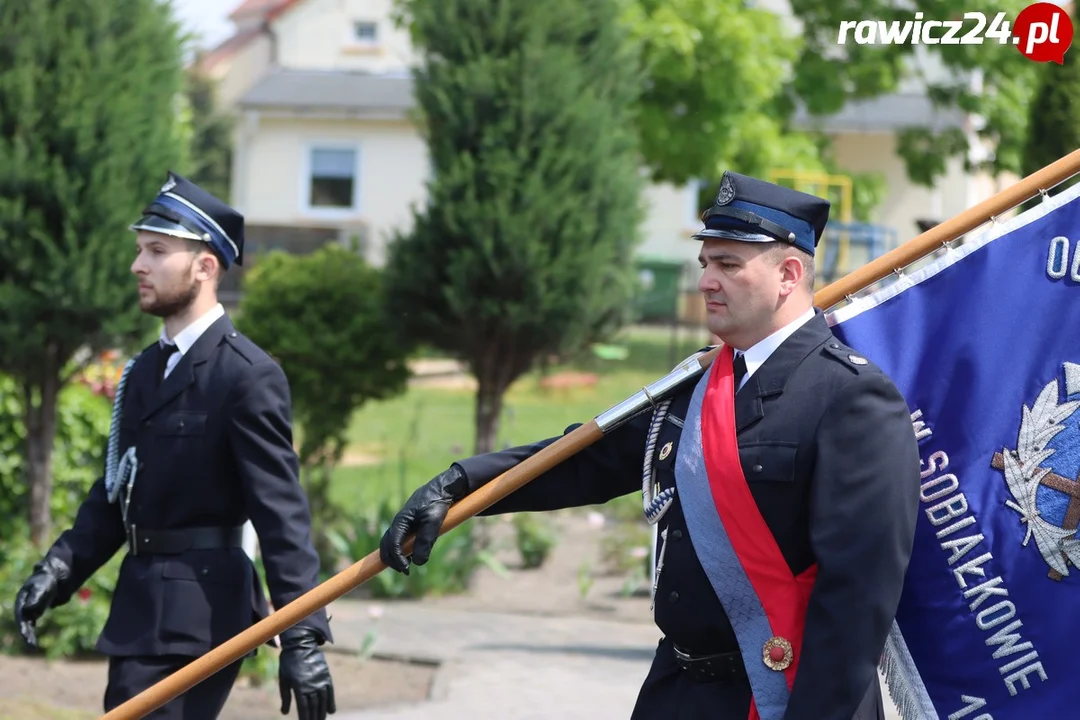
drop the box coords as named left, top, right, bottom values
left=821, top=340, right=874, bottom=374
left=224, top=329, right=277, bottom=367
left=223, top=329, right=257, bottom=364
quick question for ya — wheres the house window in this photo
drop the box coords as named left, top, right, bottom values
left=308, top=147, right=357, bottom=210
left=353, top=21, right=378, bottom=44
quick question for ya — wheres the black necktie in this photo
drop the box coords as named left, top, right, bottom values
left=733, top=352, right=748, bottom=392
left=158, top=343, right=179, bottom=383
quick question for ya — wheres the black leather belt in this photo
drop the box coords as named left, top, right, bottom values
left=126, top=524, right=244, bottom=556
left=672, top=644, right=746, bottom=683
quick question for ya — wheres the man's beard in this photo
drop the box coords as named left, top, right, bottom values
left=142, top=277, right=200, bottom=318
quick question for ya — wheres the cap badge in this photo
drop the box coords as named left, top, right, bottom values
left=715, top=176, right=735, bottom=205
left=160, top=176, right=177, bottom=194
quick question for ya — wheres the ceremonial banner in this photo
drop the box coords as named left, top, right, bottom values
left=826, top=180, right=1080, bottom=719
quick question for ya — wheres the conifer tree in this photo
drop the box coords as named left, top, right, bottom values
left=384, top=0, right=646, bottom=454
left=0, top=0, right=187, bottom=546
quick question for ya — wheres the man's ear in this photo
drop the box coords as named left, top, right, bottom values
left=778, top=255, right=804, bottom=296
left=195, top=251, right=220, bottom=282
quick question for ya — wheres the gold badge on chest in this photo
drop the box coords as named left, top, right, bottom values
left=659, top=441, right=673, bottom=460
left=762, top=636, right=793, bottom=671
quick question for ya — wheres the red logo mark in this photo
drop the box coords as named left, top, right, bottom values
left=1014, top=2, right=1074, bottom=63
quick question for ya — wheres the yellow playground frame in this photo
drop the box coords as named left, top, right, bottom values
left=768, top=170, right=854, bottom=286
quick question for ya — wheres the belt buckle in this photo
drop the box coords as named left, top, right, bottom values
left=673, top=645, right=694, bottom=664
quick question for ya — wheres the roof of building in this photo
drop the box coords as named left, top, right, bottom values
left=791, top=92, right=966, bottom=133
left=195, top=0, right=307, bottom=73
left=193, top=26, right=265, bottom=75
left=237, top=68, right=415, bottom=117
left=228, top=0, right=297, bottom=21
left=238, top=67, right=964, bottom=133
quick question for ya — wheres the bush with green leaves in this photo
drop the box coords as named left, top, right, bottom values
left=513, top=513, right=559, bottom=569
left=326, top=495, right=504, bottom=599
left=237, top=244, right=413, bottom=571
left=0, top=373, right=119, bottom=657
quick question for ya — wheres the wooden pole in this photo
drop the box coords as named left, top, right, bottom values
left=99, top=149, right=1080, bottom=719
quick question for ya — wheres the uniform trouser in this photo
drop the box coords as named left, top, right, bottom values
left=103, top=654, right=245, bottom=719
left=631, top=637, right=886, bottom=719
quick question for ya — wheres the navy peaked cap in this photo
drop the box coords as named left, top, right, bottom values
left=692, top=171, right=830, bottom=256
left=129, top=171, right=245, bottom=268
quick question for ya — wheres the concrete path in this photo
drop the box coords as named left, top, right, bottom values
left=324, top=601, right=903, bottom=719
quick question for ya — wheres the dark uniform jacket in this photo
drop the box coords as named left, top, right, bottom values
left=45, top=313, right=331, bottom=658
left=457, top=312, right=921, bottom=719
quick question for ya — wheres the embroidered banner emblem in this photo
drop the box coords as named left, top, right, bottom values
left=992, top=362, right=1080, bottom=581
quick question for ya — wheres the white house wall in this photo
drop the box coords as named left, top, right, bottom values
left=636, top=180, right=702, bottom=262
left=828, top=131, right=972, bottom=242
left=232, top=114, right=429, bottom=266
left=273, top=0, right=418, bottom=73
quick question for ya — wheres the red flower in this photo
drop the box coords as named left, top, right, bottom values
left=77, top=588, right=92, bottom=602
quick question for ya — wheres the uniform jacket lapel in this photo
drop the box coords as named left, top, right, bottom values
left=141, top=314, right=232, bottom=421
left=734, top=310, right=833, bottom=433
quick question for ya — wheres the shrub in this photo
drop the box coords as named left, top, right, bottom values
left=237, top=244, right=412, bottom=572
left=326, top=496, right=501, bottom=599
left=513, top=513, right=559, bottom=569
left=0, top=371, right=118, bottom=657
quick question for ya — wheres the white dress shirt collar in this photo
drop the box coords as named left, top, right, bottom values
left=734, top=306, right=816, bottom=390
left=159, top=302, right=225, bottom=356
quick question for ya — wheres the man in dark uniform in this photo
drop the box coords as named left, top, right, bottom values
left=13, top=172, right=336, bottom=720
left=379, top=172, right=921, bottom=719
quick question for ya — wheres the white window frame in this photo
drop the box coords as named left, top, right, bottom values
left=300, top=142, right=362, bottom=218
left=348, top=20, right=380, bottom=48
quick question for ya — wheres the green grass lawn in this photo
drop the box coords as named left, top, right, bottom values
left=328, top=325, right=711, bottom=512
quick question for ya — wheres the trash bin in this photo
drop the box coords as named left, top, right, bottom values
left=633, top=256, right=686, bottom=322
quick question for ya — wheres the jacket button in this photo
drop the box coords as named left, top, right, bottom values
left=753, top=464, right=763, bottom=473
left=201, top=567, right=209, bottom=576
left=672, top=529, right=683, bottom=541
left=669, top=591, right=680, bottom=604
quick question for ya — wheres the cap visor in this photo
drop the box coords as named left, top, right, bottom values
left=691, top=227, right=774, bottom=242
left=129, top=215, right=206, bottom=242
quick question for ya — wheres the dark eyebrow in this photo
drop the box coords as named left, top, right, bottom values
left=698, top=251, right=744, bottom=264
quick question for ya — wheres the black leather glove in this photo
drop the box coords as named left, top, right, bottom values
left=14, top=555, right=70, bottom=648
left=278, top=626, right=335, bottom=720
left=379, top=464, right=474, bottom=574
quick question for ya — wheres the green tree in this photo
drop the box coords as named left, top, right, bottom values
left=0, top=0, right=188, bottom=547
left=387, top=0, right=646, bottom=454
left=1022, top=4, right=1080, bottom=196
left=789, top=0, right=1040, bottom=186
left=622, top=0, right=888, bottom=221
left=623, top=0, right=824, bottom=186
left=180, top=66, right=233, bottom=202
left=628, top=0, right=1042, bottom=191
left=236, top=244, right=412, bottom=566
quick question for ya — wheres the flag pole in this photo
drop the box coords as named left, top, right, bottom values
left=824, top=149, right=1080, bottom=310
left=99, top=148, right=1080, bottom=720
